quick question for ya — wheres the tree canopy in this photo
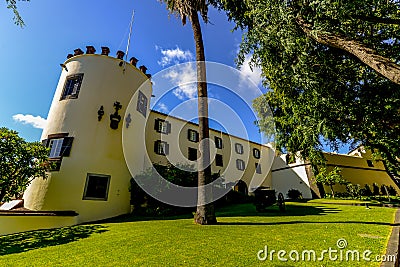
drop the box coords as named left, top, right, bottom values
left=0, top=127, right=49, bottom=202
left=5, top=0, right=28, bottom=27
left=215, top=0, right=400, bottom=173
left=315, top=167, right=348, bottom=198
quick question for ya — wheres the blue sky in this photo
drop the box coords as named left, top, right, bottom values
left=0, top=0, right=269, bottom=144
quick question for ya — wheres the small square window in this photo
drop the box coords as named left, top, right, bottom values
left=188, top=147, right=198, bottom=161
left=188, top=129, right=199, bottom=142
left=83, top=174, right=111, bottom=201
left=155, top=119, right=171, bottom=134
left=236, top=159, right=245, bottom=171
left=60, top=73, right=84, bottom=100
left=253, top=148, right=260, bottom=159
left=255, top=163, right=262, bottom=174
left=215, top=154, right=223, bottom=167
left=215, top=136, right=223, bottom=149
left=154, top=140, right=169, bottom=155
left=49, top=138, right=64, bottom=158
left=44, top=136, right=74, bottom=159
left=235, top=143, right=244, bottom=154
left=136, top=90, right=148, bottom=117
left=367, top=160, right=374, bottom=167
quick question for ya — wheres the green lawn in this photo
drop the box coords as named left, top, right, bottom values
left=0, top=202, right=397, bottom=266
left=308, top=198, right=370, bottom=204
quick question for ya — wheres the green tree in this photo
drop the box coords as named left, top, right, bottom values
left=160, top=0, right=217, bottom=224
left=5, top=0, right=28, bottom=27
left=214, top=0, right=400, bottom=174
left=315, top=167, right=348, bottom=198
left=0, top=127, right=49, bottom=202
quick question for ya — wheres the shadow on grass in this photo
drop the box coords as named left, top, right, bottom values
left=104, top=203, right=339, bottom=224
left=215, top=203, right=340, bottom=218
left=0, top=224, right=108, bottom=256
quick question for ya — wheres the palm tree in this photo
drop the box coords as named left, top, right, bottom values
left=162, top=0, right=217, bottom=225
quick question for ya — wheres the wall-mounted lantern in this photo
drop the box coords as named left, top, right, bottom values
left=125, top=114, right=132, bottom=128
left=125, top=113, right=132, bottom=129
left=110, top=102, right=122, bottom=130
left=97, top=106, right=104, bottom=121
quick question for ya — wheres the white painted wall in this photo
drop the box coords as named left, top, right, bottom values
left=271, top=155, right=313, bottom=199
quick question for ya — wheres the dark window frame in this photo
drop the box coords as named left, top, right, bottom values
left=215, top=154, right=223, bottom=167
left=188, top=147, right=198, bottom=161
left=82, top=173, right=111, bottom=201
left=60, top=73, right=84, bottom=100
left=136, top=90, right=148, bottom=117
left=253, top=148, right=261, bottom=159
left=236, top=159, right=245, bottom=171
left=215, top=136, right=223, bottom=149
left=235, top=143, right=244, bottom=154
left=154, top=119, right=171, bottom=134
left=255, top=163, right=262, bottom=174
left=154, top=140, right=169, bottom=156
left=188, top=129, right=199, bottom=143
left=42, top=134, right=74, bottom=171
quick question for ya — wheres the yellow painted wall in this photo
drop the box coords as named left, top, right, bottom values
left=323, top=152, right=400, bottom=195
left=144, top=111, right=274, bottom=193
left=0, top=215, right=77, bottom=236
left=24, top=54, right=152, bottom=223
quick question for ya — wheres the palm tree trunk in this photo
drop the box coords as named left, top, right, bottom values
left=191, top=11, right=217, bottom=225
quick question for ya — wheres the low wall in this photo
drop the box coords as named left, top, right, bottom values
left=0, top=211, right=79, bottom=236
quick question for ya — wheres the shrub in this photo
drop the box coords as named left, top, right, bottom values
left=346, top=184, right=361, bottom=198
left=130, top=163, right=223, bottom=216
left=287, top=189, right=302, bottom=200
left=361, top=184, right=373, bottom=196
left=388, top=186, right=397, bottom=196
left=372, top=183, right=380, bottom=195
left=315, top=167, right=349, bottom=198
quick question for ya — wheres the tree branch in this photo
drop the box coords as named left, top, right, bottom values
left=296, top=16, right=400, bottom=85
left=352, top=15, right=400, bottom=25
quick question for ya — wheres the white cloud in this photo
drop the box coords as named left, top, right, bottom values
left=157, top=103, right=169, bottom=113
left=163, top=63, right=197, bottom=100
left=239, top=54, right=263, bottom=87
left=157, top=46, right=194, bottom=67
left=12, top=114, right=47, bottom=129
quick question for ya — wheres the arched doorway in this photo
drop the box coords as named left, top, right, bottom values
left=234, top=180, right=248, bottom=195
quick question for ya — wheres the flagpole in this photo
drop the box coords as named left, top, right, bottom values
left=124, top=10, right=135, bottom=73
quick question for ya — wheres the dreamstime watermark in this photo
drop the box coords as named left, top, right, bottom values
left=257, top=238, right=396, bottom=263
left=122, top=61, right=276, bottom=207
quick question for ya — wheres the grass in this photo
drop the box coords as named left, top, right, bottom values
left=0, top=202, right=397, bottom=266
left=308, top=198, right=370, bottom=204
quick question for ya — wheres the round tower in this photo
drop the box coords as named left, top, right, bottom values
left=23, top=48, right=152, bottom=223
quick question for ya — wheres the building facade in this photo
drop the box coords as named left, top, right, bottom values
left=18, top=46, right=400, bottom=232
left=22, top=48, right=276, bottom=224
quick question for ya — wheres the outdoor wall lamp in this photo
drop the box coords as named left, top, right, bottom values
left=110, top=101, right=122, bottom=130
left=97, top=106, right=104, bottom=121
